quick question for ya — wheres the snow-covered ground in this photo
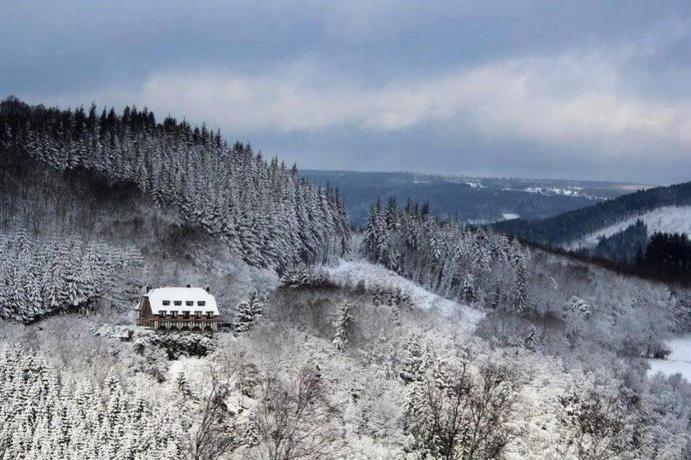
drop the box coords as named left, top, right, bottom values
left=503, top=185, right=604, bottom=200
left=648, top=334, right=691, bottom=380
left=568, top=205, right=691, bottom=249
left=501, top=212, right=520, bottom=221
left=325, top=259, right=484, bottom=334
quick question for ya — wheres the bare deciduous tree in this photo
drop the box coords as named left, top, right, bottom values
left=405, top=360, right=517, bottom=459
left=559, top=386, right=636, bottom=460
left=193, top=365, right=252, bottom=460
left=252, top=367, right=344, bottom=459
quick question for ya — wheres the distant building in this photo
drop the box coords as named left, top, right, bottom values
left=137, top=286, right=220, bottom=331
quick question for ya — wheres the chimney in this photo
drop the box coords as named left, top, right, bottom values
left=205, top=286, right=210, bottom=293
left=145, top=285, right=150, bottom=293
left=186, top=284, right=191, bottom=288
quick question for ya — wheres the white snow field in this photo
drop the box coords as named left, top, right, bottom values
left=568, top=205, right=691, bottom=249
left=648, top=334, right=691, bottom=380
left=326, top=259, right=484, bottom=334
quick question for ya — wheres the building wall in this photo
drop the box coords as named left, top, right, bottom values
left=138, top=296, right=220, bottom=331
left=138, top=298, right=152, bottom=327
left=153, top=318, right=218, bottom=331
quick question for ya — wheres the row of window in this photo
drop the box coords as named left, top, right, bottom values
left=156, top=323, right=215, bottom=331
left=162, top=300, right=206, bottom=307
left=157, top=310, right=214, bottom=319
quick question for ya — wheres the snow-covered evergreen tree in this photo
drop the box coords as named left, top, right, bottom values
left=361, top=199, right=529, bottom=313
left=400, top=334, right=425, bottom=384
left=333, top=303, right=352, bottom=352
left=0, top=348, right=187, bottom=458
left=234, top=291, right=265, bottom=333
left=0, top=97, right=351, bottom=272
left=0, top=231, right=141, bottom=322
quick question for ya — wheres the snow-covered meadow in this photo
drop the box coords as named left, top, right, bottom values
left=649, top=334, right=691, bottom=380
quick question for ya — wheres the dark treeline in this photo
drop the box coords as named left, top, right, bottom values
left=643, top=232, right=691, bottom=279
left=591, top=220, right=648, bottom=263
left=0, top=97, right=350, bottom=271
left=362, top=197, right=529, bottom=313
left=585, top=221, right=691, bottom=283
left=590, top=221, right=691, bottom=273
left=519, top=233, right=691, bottom=286
left=493, top=181, right=691, bottom=245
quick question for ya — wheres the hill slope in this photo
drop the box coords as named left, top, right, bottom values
left=567, top=206, right=691, bottom=249
left=0, top=97, right=350, bottom=272
left=493, top=181, right=691, bottom=246
left=0, top=96, right=349, bottom=321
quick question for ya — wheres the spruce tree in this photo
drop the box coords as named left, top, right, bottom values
left=333, top=303, right=352, bottom=352
left=234, top=291, right=265, bottom=333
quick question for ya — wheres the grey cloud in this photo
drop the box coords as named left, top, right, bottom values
left=2, top=0, right=691, bottom=183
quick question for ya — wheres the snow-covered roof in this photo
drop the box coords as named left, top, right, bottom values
left=145, top=287, right=219, bottom=316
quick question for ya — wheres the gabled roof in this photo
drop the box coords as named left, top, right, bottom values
left=145, top=287, right=219, bottom=316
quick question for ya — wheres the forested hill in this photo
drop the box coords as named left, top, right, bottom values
left=493, top=180, right=691, bottom=246
left=0, top=97, right=350, bottom=271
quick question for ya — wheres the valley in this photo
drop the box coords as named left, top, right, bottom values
left=1, top=98, right=691, bottom=459
left=5, top=2, right=691, bottom=458
left=303, top=169, right=641, bottom=227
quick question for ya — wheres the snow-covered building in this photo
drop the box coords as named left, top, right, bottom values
left=137, top=286, right=220, bottom=331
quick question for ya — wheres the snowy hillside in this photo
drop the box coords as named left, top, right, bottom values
left=326, top=259, right=484, bottom=332
left=2, top=97, right=691, bottom=459
left=568, top=205, right=691, bottom=249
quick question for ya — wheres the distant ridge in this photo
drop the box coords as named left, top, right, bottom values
left=492, top=181, right=691, bottom=246
left=303, top=169, right=637, bottom=227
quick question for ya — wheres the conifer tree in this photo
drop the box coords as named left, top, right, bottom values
left=234, top=291, right=265, bottom=333
left=400, top=334, right=425, bottom=384
left=0, top=97, right=351, bottom=272
left=333, top=303, right=352, bottom=352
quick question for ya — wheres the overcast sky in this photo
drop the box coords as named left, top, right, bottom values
left=2, top=1, right=691, bottom=183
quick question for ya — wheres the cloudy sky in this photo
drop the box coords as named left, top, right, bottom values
left=2, top=1, right=691, bottom=183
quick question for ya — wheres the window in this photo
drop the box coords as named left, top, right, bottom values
left=207, top=312, right=213, bottom=319
left=183, top=311, right=190, bottom=319
left=159, top=310, right=166, bottom=317
left=171, top=311, right=178, bottom=318
left=195, top=311, right=202, bottom=318
left=174, top=300, right=182, bottom=306
left=186, top=300, right=194, bottom=306
left=198, top=301, right=206, bottom=306
left=162, top=300, right=170, bottom=306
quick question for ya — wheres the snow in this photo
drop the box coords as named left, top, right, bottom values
left=145, top=287, right=219, bottom=316
left=502, top=213, right=520, bottom=221
left=520, top=186, right=602, bottom=200
left=568, top=205, right=691, bottom=249
left=93, top=324, right=136, bottom=340
left=648, top=334, right=691, bottom=381
left=466, top=181, right=484, bottom=189
left=325, top=259, right=484, bottom=334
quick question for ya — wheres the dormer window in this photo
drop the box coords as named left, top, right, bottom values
left=207, top=312, right=213, bottom=319
left=162, top=300, right=170, bottom=306
left=186, top=300, right=194, bottom=306
left=171, top=311, right=178, bottom=318
left=183, top=311, right=190, bottom=319
left=174, top=300, right=182, bottom=306
left=159, top=310, right=166, bottom=317
left=195, top=311, right=202, bottom=318
left=198, top=301, right=206, bottom=306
